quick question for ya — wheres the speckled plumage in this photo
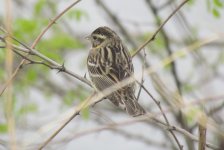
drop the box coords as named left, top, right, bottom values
left=87, top=26, right=145, bottom=116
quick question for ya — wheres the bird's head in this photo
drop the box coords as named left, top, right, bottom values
left=86, top=26, right=119, bottom=48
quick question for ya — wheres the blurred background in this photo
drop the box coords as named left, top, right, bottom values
left=0, top=0, right=224, bottom=149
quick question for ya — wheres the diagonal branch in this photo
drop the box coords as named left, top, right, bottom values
left=1, top=35, right=92, bottom=87
left=145, top=0, right=192, bottom=148
left=0, top=0, right=82, bottom=97
left=136, top=80, right=183, bottom=149
left=31, top=0, right=81, bottom=48
left=198, top=113, right=207, bottom=150
left=42, top=110, right=219, bottom=150
left=132, top=0, right=189, bottom=57
left=38, top=93, right=95, bottom=150
left=33, top=41, right=222, bottom=149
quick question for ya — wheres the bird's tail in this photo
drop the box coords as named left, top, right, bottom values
left=123, top=96, right=146, bottom=117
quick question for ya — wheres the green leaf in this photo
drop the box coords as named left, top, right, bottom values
left=185, top=107, right=201, bottom=124
left=14, top=19, right=37, bottom=33
left=217, top=50, right=224, bottom=63
left=37, top=32, right=83, bottom=61
left=207, top=0, right=211, bottom=10
left=13, top=17, right=48, bottom=43
left=67, top=9, right=88, bottom=21
left=183, top=83, right=194, bottom=92
left=27, top=68, right=38, bottom=82
left=81, top=107, right=89, bottom=120
left=0, top=68, right=5, bottom=80
left=188, top=0, right=195, bottom=5
left=0, top=124, right=8, bottom=133
left=40, top=48, right=62, bottom=62
left=18, top=103, right=38, bottom=116
left=164, top=63, right=172, bottom=71
left=212, top=8, right=220, bottom=17
left=213, top=0, right=223, bottom=8
left=0, top=48, right=5, bottom=61
left=14, top=18, right=41, bottom=41
left=34, top=0, right=46, bottom=15
left=154, top=35, right=165, bottom=50
left=64, top=91, right=76, bottom=106
left=139, top=32, right=165, bottom=55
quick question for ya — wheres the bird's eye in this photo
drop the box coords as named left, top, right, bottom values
left=93, top=36, right=97, bottom=40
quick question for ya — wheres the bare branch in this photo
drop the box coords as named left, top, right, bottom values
left=0, top=35, right=92, bottom=87
left=198, top=113, right=207, bottom=150
left=132, top=0, right=189, bottom=57
left=136, top=80, right=183, bottom=149
left=33, top=33, right=221, bottom=149
left=45, top=112, right=219, bottom=150
left=0, top=0, right=82, bottom=97
left=145, top=0, right=192, bottom=148
left=38, top=93, right=94, bottom=150
left=136, top=49, right=146, bottom=100
left=37, top=86, right=224, bottom=150
left=31, top=0, right=81, bottom=48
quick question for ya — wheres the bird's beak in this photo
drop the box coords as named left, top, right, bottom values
left=85, top=35, right=91, bottom=40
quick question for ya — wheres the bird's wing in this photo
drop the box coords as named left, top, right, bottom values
left=106, top=43, right=134, bottom=81
left=87, top=43, right=133, bottom=90
left=87, top=50, right=116, bottom=91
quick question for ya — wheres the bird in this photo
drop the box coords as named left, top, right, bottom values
left=86, top=26, right=145, bottom=117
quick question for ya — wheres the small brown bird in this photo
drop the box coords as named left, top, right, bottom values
left=86, top=26, right=145, bottom=116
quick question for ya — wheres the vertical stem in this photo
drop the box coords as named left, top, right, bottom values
left=198, top=112, right=207, bottom=150
left=4, top=0, right=17, bottom=149
left=144, top=0, right=193, bottom=149
left=198, top=124, right=206, bottom=150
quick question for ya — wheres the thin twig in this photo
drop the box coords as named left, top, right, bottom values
left=136, top=49, right=146, bottom=100
left=145, top=1, right=192, bottom=148
left=49, top=112, right=219, bottom=150
left=0, top=60, right=24, bottom=96
left=145, top=0, right=182, bottom=95
left=38, top=93, right=95, bottom=150
left=95, top=1, right=178, bottom=132
left=32, top=0, right=81, bottom=48
left=13, top=50, right=52, bottom=68
left=94, top=4, right=184, bottom=148
left=37, top=91, right=224, bottom=150
left=136, top=80, right=183, bottom=149
left=37, top=71, right=145, bottom=149
left=95, top=0, right=147, bottom=64
left=1, top=36, right=92, bottom=87
left=132, top=0, right=189, bottom=57
left=198, top=113, right=207, bottom=150
left=37, top=66, right=147, bottom=149
left=4, top=0, right=17, bottom=149
left=95, top=3, right=192, bottom=143
left=126, top=68, right=182, bottom=148
left=92, top=4, right=181, bottom=147
left=0, top=0, right=82, bottom=97
left=36, top=24, right=220, bottom=150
